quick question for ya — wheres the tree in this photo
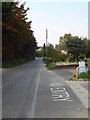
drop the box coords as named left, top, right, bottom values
left=47, top=44, right=56, bottom=58
left=2, top=2, right=14, bottom=23
left=2, top=2, right=37, bottom=62
left=66, top=36, right=87, bottom=61
left=56, top=34, right=72, bottom=53
left=59, top=36, right=67, bottom=51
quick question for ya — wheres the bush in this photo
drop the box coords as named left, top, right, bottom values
left=2, top=58, right=33, bottom=68
left=78, top=72, right=88, bottom=79
left=43, top=57, right=54, bottom=64
left=54, top=53, right=67, bottom=62
left=46, top=62, right=56, bottom=70
left=68, top=56, right=74, bottom=62
left=78, top=71, right=90, bottom=80
left=43, top=57, right=46, bottom=62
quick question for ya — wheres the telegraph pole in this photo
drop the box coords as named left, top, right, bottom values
left=88, top=2, right=90, bottom=71
left=46, top=29, right=48, bottom=46
left=46, top=29, right=48, bottom=59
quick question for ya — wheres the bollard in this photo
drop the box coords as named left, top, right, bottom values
left=72, top=70, right=77, bottom=80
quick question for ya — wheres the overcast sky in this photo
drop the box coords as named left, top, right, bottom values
left=19, top=1, right=88, bottom=46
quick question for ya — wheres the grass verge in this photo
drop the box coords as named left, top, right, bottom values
left=2, top=58, right=34, bottom=68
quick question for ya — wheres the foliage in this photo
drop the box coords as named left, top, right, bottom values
left=2, top=2, right=14, bottom=22
left=46, top=62, right=56, bottom=70
left=68, top=56, right=74, bottom=62
left=54, top=52, right=67, bottom=62
left=43, top=43, right=67, bottom=64
left=86, top=41, right=90, bottom=58
left=36, top=50, right=43, bottom=58
left=2, top=2, right=37, bottom=65
left=45, top=58, right=54, bottom=64
left=78, top=54, right=85, bottom=60
left=65, top=36, right=87, bottom=61
left=78, top=71, right=90, bottom=80
left=2, top=58, right=33, bottom=68
left=47, top=44, right=56, bottom=58
left=59, top=36, right=67, bottom=51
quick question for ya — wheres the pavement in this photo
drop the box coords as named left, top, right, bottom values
left=52, top=68, right=90, bottom=117
left=52, top=68, right=89, bottom=107
left=66, top=81, right=88, bottom=109
left=2, top=58, right=89, bottom=118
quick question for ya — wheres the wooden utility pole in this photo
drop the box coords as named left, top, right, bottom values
left=46, top=29, right=48, bottom=59
left=88, top=2, right=90, bottom=71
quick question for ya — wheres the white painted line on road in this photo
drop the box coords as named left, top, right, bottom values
left=57, top=88, right=59, bottom=90
left=77, top=108, right=80, bottom=111
left=51, top=87, right=66, bottom=93
left=51, top=88, right=53, bottom=91
left=50, top=83, right=63, bottom=87
left=30, top=71, right=41, bottom=118
left=53, top=99, right=72, bottom=102
left=65, top=91, right=70, bottom=98
left=50, top=83, right=72, bottom=102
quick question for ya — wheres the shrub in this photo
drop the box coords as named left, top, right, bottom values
left=68, top=56, right=74, bottom=62
left=46, top=62, right=56, bottom=70
left=78, top=72, right=88, bottom=79
left=43, top=57, right=54, bottom=64
left=54, top=53, right=67, bottom=62
left=78, top=71, right=90, bottom=80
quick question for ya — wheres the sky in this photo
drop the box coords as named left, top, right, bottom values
left=19, top=0, right=88, bottom=46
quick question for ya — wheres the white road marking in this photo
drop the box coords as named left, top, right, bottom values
left=50, top=83, right=63, bottom=87
left=51, top=88, right=53, bottom=91
left=57, top=88, right=59, bottom=90
left=65, top=91, right=70, bottom=98
left=50, top=83, right=72, bottom=102
left=77, top=108, right=80, bottom=110
left=51, top=87, right=66, bottom=93
left=53, top=99, right=72, bottom=102
left=30, top=71, right=41, bottom=118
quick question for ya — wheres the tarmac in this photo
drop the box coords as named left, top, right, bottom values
left=66, top=79, right=90, bottom=119
left=2, top=64, right=90, bottom=118
left=66, top=80, right=88, bottom=109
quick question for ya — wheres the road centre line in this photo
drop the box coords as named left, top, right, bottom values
left=30, top=71, right=41, bottom=118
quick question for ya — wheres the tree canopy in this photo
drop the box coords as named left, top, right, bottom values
left=2, top=2, right=37, bottom=62
left=58, top=33, right=88, bottom=61
left=65, top=36, right=87, bottom=61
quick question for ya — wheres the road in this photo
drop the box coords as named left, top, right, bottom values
left=2, top=58, right=88, bottom=118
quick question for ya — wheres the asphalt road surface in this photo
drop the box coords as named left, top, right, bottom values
left=2, top=58, right=88, bottom=118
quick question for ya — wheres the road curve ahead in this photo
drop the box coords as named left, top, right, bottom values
left=2, top=58, right=88, bottom=118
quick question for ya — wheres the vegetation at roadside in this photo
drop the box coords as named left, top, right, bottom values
left=2, top=2, right=37, bottom=68
left=57, top=34, right=89, bottom=62
left=35, top=49, right=43, bottom=58
left=2, top=58, right=34, bottom=68
left=46, top=62, right=56, bottom=70
left=78, top=71, right=90, bottom=80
